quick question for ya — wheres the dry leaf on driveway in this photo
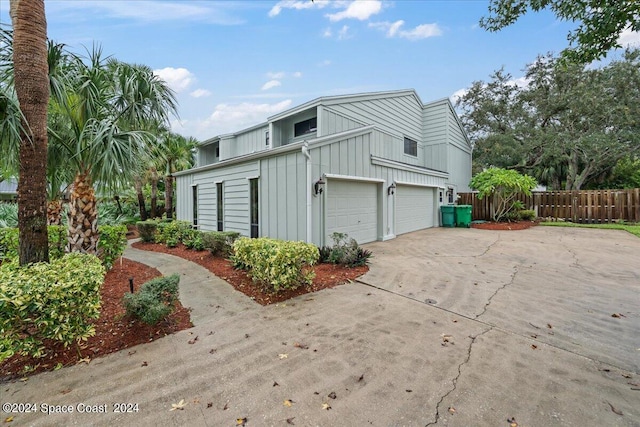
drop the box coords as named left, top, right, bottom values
left=170, top=399, right=187, bottom=411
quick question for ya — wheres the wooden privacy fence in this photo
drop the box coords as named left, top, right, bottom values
left=458, top=189, right=640, bottom=223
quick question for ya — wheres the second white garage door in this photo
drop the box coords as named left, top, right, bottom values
left=396, top=185, right=435, bottom=235
left=326, top=180, right=378, bottom=244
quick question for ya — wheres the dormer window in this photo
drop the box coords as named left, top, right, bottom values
left=294, top=117, right=317, bottom=137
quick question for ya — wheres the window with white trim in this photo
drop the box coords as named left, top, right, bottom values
left=294, top=117, right=317, bottom=137
left=404, top=137, right=417, bottom=157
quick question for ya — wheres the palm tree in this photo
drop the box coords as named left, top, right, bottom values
left=47, top=48, right=177, bottom=254
left=155, top=132, right=197, bottom=219
left=9, top=1, right=50, bottom=264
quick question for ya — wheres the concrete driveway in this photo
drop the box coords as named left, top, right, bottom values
left=2, top=227, right=639, bottom=426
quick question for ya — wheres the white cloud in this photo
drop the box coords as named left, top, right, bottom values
left=153, top=67, right=195, bottom=92
left=618, top=28, right=640, bottom=47
left=318, top=59, right=332, bottom=67
left=292, top=71, right=302, bottom=78
left=369, top=20, right=442, bottom=40
left=326, top=0, right=381, bottom=22
left=266, top=71, right=286, bottom=79
left=190, top=100, right=293, bottom=137
left=261, top=80, right=282, bottom=91
left=323, top=27, right=333, bottom=38
left=190, top=88, right=212, bottom=98
left=338, top=25, right=352, bottom=40
left=508, top=76, right=530, bottom=88
left=48, top=1, right=245, bottom=25
left=450, top=88, right=468, bottom=104
left=269, top=0, right=330, bottom=17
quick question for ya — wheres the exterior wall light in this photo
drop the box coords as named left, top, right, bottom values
left=314, top=178, right=325, bottom=195
left=387, top=183, right=396, bottom=195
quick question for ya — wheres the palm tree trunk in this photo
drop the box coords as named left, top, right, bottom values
left=67, top=170, right=99, bottom=254
left=133, top=176, right=147, bottom=221
left=47, top=199, right=63, bottom=225
left=164, top=173, right=173, bottom=220
left=150, top=167, right=158, bottom=218
left=11, top=0, right=50, bottom=265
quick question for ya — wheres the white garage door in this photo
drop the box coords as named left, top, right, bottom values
left=396, top=185, right=435, bottom=235
left=326, top=180, right=378, bottom=244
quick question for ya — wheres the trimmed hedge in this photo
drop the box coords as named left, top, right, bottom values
left=202, top=231, right=240, bottom=256
left=98, top=224, right=127, bottom=270
left=136, top=220, right=158, bottom=243
left=155, top=220, right=193, bottom=247
left=123, top=274, right=180, bottom=325
left=231, top=237, right=319, bottom=293
left=0, top=253, right=105, bottom=362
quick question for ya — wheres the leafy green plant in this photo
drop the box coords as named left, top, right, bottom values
left=321, top=232, right=373, bottom=267
left=0, top=254, right=105, bottom=362
left=137, top=220, right=158, bottom=243
left=155, top=220, right=193, bottom=246
left=123, top=274, right=180, bottom=325
left=519, top=209, right=536, bottom=221
left=182, top=229, right=204, bottom=250
left=0, top=227, right=18, bottom=262
left=0, top=203, right=18, bottom=228
left=202, top=231, right=240, bottom=256
left=98, top=224, right=127, bottom=270
left=231, top=237, right=319, bottom=293
left=469, top=168, right=537, bottom=222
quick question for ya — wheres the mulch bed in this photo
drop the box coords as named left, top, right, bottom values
left=471, top=220, right=539, bottom=230
left=131, top=241, right=369, bottom=305
left=1, top=258, right=192, bottom=381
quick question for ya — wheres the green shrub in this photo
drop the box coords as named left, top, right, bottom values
left=202, top=231, right=240, bottom=256
left=0, top=203, right=18, bottom=228
left=137, top=220, right=158, bottom=243
left=0, top=227, right=18, bottom=262
left=155, top=220, right=193, bottom=246
left=231, top=237, right=319, bottom=293
left=519, top=209, right=537, bottom=221
left=48, top=225, right=67, bottom=259
left=182, top=229, right=204, bottom=251
left=98, top=224, right=127, bottom=270
left=318, top=246, right=332, bottom=263
left=123, top=274, right=180, bottom=325
left=322, top=232, right=373, bottom=267
left=0, top=254, right=105, bottom=362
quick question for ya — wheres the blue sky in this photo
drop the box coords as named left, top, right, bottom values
left=2, top=1, right=638, bottom=141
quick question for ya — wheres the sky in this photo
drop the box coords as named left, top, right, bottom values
left=1, top=0, right=639, bottom=141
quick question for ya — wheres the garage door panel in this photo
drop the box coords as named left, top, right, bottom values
left=327, top=180, right=378, bottom=244
left=396, top=185, right=434, bottom=235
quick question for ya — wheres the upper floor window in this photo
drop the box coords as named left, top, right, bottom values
left=404, top=137, right=417, bottom=157
left=294, top=117, right=317, bottom=137
left=215, top=146, right=220, bottom=158
left=265, top=131, right=270, bottom=146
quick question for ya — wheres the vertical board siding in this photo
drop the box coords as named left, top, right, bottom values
left=447, top=144, right=472, bottom=192
left=423, top=101, right=449, bottom=171
left=321, top=108, right=365, bottom=135
left=458, top=189, right=640, bottom=223
left=189, top=161, right=260, bottom=234
left=233, top=126, right=269, bottom=157
left=175, top=174, right=193, bottom=222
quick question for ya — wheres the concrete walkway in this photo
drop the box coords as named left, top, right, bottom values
left=2, top=229, right=639, bottom=426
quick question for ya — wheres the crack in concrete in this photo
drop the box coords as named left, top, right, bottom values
left=425, top=327, right=493, bottom=426
left=477, top=235, right=501, bottom=257
left=432, top=236, right=501, bottom=258
left=475, top=267, right=519, bottom=319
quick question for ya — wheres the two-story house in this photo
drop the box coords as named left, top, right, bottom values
left=174, top=89, right=472, bottom=245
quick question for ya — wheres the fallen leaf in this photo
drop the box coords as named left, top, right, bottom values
left=279, top=353, right=288, bottom=359
left=207, top=331, right=214, bottom=336
left=531, top=344, right=538, bottom=350
left=19, top=378, right=28, bottom=382
left=448, top=406, right=456, bottom=414
left=245, top=334, right=250, bottom=338
left=223, top=402, right=229, bottom=410
left=60, top=388, right=72, bottom=394
left=170, top=399, right=187, bottom=411
left=606, top=401, right=623, bottom=415
left=236, top=417, right=247, bottom=426
left=622, top=374, right=632, bottom=379
left=207, top=402, right=213, bottom=408
left=286, top=417, right=295, bottom=425
left=193, top=398, right=200, bottom=404
left=128, top=350, right=137, bottom=356
left=358, top=374, right=364, bottom=382
left=141, top=361, right=148, bottom=367
left=76, top=357, right=91, bottom=365
left=547, top=323, right=553, bottom=329
left=294, top=342, right=309, bottom=350
left=273, top=381, right=279, bottom=387
left=531, top=334, right=538, bottom=339
left=283, top=399, right=293, bottom=407
left=612, top=313, right=620, bottom=318
left=507, top=417, right=518, bottom=427
left=209, top=349, right=217, bottom=354
left=5, top=416, right=13, bottom=423
left=328, top=391, right=337, bottom=399
left=314, top=392, right=320, bottom=395
left=441, top=334, right=453, bottom=343
left=322, top=403, right=332, bottom=410
left=188, top=336, right=199, bottom=344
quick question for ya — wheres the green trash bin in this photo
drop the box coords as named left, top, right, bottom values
left=454, top=205, right=472, bottom=228
left=441, top=205, right=455, bottom=228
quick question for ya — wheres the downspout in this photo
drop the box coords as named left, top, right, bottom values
left=301, top=142, right=312, bottom=243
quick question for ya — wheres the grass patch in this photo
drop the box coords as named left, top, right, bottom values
left=540, top=221, right=640, bottom=238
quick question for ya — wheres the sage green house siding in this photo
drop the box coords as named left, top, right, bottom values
left=176, top=89, right=472, bottom=245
